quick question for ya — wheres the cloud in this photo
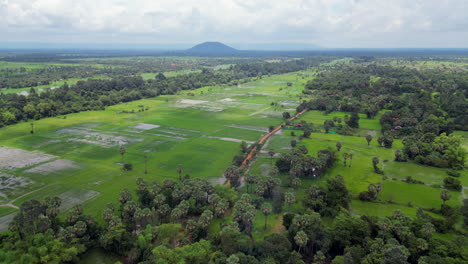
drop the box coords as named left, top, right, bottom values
left=1, top=0, right=467, bottom=47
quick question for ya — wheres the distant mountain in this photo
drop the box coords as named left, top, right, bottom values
left=186, top=42, right=239, bottom=54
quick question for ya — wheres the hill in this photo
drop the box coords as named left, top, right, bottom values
left=186, top=42, right=239, bottom=54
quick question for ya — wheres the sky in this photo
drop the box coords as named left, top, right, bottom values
left=1, top=0, right=467, bottom=49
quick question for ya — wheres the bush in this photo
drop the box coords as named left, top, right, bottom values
left=443, top=177, right=462, bottom=191
left=394, top=150, right=408, bottom=162
left=446, top=170, right=460, bottom=177
left=358, top=191, right=374, bottom=201
left=404, top=176, right=424, bottom=185
left=232, top=155, right=245, bottom=166
left=123, top=163, right=133, bottom=171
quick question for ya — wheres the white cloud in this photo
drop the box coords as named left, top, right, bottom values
left=1, top=0, right=467, bottom=47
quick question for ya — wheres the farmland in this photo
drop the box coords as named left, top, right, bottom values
left=0, top=70, right=310, bottom=224
left=0, top=54, right=466, bottom=263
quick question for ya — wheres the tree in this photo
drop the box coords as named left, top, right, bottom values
left=261, top=203, right=272, bottom=230
left=269, top=125, right=275, bottom=132
left=177, top=165, right=184, bottom=181
left=366, top=135, right=372, bottom=146
left=294, top=231, right=308, bottom=252
left=420, top=222, right=435, bottom=240
left=440, top=189, right=451, bottom=205
left=233, top=195, right=256, bottom=235
left=119, top=189, right=132, bottom=205
left=381, top=244, right=410, bottom=264
left=346, top=112, right=360, bottom=128
left=285, top=191, right=296, bottom=210
left=30, top=122, right=34, bottom=134
left=336, top=142, right=342, bottom=151
left=348, top=153, right=353, bottom=167
left=443, top=176, right=462, bottom=191
left=119, top=146, right=126, bottom=162
left=343, top=153, right=348, bottom=167
left=324, top=120, right=333, bottom=133
left=224, top=166, right=241, bottom=188
left=283, top=112, right=291, bottom=119
left=156, top=72, right=167, bottom=80
left=372, top=157, right=383, bottom=174
left=240, top=141, right=248, bottom=153
left=199, top=210, right=214, bottom=235
left=143, top=155, right=148, bottom=174
left=462, top=199, right=468, bottom=227
left=268, top=150, right=275, bottom=165
left=244, top=174, right=257, bottom=193
left=291, top=140, right=297, bottom=148
left=215, top=199, right=228, bottom=218
left=303, top=129, right=311, bottom=138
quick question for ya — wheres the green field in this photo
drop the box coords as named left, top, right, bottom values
left=0, top=71, right=312, bottom=227
left=248, top=114, right=465, bottom=225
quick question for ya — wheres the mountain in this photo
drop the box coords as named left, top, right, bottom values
left=186, top=42, right=239, bottom=54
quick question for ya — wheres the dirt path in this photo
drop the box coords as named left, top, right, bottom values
left=7, top=184, right=52, bottom=205
left=272, top=215, right=285, bottom=233
left=239, top=109, right=308, bottom=169
left=0, top=203, right=19, bottom=209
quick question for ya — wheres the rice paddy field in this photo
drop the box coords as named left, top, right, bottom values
left=0, top=63, right=466, bottom=238
left=249, top=106, right=467, bottom=234
left=0, top=71, right=311, bottom=229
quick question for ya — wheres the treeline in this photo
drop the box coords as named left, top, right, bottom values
left=0, top=65, right=111, bottom=89
left=1, top=175, right=466, bottom=263
left=0, top=58, right=327, bottom=128
left=0, top=57, right=263, bottom=89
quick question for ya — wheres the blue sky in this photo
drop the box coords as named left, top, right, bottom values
left=1, top=0, right=467, bottom=48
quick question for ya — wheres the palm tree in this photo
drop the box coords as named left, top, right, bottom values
left=294, top=231, right=308, bottom=252
left=285, top=191, right=296, bottom=210
left=176, top=165, right=184, bottom=181
left=215, top=199, right=228, bottom=218
left=268, top=150, right=275, bottom=165
left=336, top=142, right=342, bottom=151
left=144, top=155, right=148, bottom=174
left=261, top=203, right=272, bottom=230
left=343, top=153, right=348, bottom=166
left=199, top=210, right=214, bottom=230
left=153, top=194, right=166, bottom=209
left=119, top=146, right=126, bottom=162
left=118, top=188, right=132, bottom=204
left=244, top=174, right=257, bottom=193
left=170, top=207, right=183, bottom=223
left=348, top=153, right=353, bottom=167
left=440, top=189, right=451, bottom=205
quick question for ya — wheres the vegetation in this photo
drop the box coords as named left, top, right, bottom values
left=0, top=54, right=466, bottom=263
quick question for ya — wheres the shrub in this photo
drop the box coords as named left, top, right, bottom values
left=358, top=191, right=374, bottom=201
left=123, top=163, right=133, bottom=171
left=443, top=177, right=462, bottom=191
left=404, top=176, right=424, bottom=185
left=446, top=170, right=460, bottom=177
